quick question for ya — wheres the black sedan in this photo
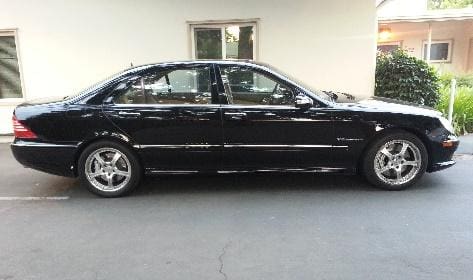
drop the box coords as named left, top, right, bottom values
left=11, top=60, right=459, bottom=197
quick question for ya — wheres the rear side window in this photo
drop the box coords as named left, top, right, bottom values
left=113, top=66, right=212, bottom=105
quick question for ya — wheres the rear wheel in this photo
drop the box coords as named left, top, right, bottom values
left=362, top=132, right=428, bottom=190
left=78, top=141, right=142, bottom=197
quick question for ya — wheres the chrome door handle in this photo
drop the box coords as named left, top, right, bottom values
left=224, top=112, right=247, bottom=120
left=118, top=111, right=141, bottom=116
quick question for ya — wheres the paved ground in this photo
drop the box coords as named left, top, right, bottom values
left=0, top=141, right=472, bottom=280
left=456, top=133, right=473, bottom=155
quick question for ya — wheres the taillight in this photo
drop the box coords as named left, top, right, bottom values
left=12, top=115, right=37, bottom=139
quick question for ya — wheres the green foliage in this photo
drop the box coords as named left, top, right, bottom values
left=428, top=0, right=473, bottom=9
left=439, top=72, right=473, bottom=88
left=436, top=86, right=473, bottom=135
left=375, top=49, right=440, bottom=107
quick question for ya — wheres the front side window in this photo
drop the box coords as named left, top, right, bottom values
left=220, top=66, right=295, bottom=106
left=423, top=40, right=452, bottom=62
left=192, top=23, right=256, bottom=60
left=0, top=31, right=22, bottom=99
left=113, top=67, right=212, bottom=105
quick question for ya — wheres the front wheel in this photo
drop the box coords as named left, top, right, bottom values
left=78, top=141, right=142, bottom=197
left=362, top=132, right=428, bottom=190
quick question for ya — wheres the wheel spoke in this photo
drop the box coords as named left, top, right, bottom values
left=110, top=153, right=121, bottom=167
left=395, top=169, right=402, bottom=180
left=107, top=176, right=114, bottom=188
left=89, top=171, right=105, bottom=178
left=114, top=170, right=130, bottom=177
left=379, top=165, right=392, bottom=173
left=94, top=154, right=105, bottom=165
left=380, top=148, right=394, bottom=159
left=399, top=142, right=408, bottom=157
left=403, top=161, right=418, bottom=167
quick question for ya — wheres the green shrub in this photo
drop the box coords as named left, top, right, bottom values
left=436, top=86, right=473, bottom=135
left=439, top=72, right=473, bottom=88
left=375, top=49, right=440, bottom=107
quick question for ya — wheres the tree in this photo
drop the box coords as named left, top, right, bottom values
left=428, top=0, right=473, bottom=9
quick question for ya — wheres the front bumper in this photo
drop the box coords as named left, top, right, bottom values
left=11, top=140, right=78, bottom=177
left=427, top=135, right=459, bottom=173
left=428, top=160, right=456, bottom=172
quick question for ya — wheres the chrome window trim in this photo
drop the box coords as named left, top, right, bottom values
left=105, top=103, right=222, bottom=108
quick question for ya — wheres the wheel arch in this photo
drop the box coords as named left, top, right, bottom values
left=72, top=134, right=141, bottom=177
left=357, top=126, right=432, bottom=173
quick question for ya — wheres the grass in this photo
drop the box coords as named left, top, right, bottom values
left=436, top=85, right=473, bottom=135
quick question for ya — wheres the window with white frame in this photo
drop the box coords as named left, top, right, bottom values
left=191, top=22, right=256, bottom=60
left=377, top=41, right=402, bottom=53
left=0, top=30, right=22, bottom=99
left=422, top=39, right=452, bottom=62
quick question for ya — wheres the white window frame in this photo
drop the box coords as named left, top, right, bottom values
left=377, top=41, right=402, bottom=53
left=188, top=19, right=258, bottom=60
left=0, top=29, right=25, bottom=104
left=377, top=40, right=402, bottom=48
left=422, top=39, right=453, bottom=63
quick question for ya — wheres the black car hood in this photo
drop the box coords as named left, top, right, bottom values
left=337, top=96, right=442, bottom=118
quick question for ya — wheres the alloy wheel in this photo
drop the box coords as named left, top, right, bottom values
left=85, top=148, right=131, bottom=192
left=374, top=140, right=422, bottom=185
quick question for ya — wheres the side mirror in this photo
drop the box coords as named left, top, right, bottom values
left=295, top=94, right=313, bottom=109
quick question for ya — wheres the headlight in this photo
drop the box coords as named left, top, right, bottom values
left=439, top=116, right=455, bottom=134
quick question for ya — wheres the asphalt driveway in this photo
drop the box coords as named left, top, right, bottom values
left=0, top=142, right=472, bottom=280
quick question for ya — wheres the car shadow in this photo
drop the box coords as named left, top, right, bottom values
left=62, top=172, right=442, bottom=199
left=130, top=173, right=380, bottom=197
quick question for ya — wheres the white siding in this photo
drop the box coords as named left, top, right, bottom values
left=0, top=0, right=377, bottom=133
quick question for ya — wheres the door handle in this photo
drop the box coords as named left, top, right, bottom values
left=118, top=111, right=141, bottom=117
left=224, top=112, right=247, bottom=120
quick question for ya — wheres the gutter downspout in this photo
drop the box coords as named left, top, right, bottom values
left=426, top=22, right=432, bottom=63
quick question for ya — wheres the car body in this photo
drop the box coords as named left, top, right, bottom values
left=11, top=60, right=459, bottom=196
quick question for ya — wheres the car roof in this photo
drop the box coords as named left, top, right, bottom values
left=123, top=60, right=272, bottom=74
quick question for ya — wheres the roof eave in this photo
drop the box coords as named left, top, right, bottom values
left=378, top=14, right=473, bottom=23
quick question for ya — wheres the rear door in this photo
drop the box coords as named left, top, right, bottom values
left=102, top=63, right=222, bottom=172
left=217, top=64, right=335, bottom=171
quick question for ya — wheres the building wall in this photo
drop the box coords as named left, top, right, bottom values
left=0, top=0, right=377, bottom=134
left=378, top=20, right=473, bottom=74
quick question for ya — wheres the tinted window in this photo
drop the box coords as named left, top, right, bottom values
left=0, top=35, right=22, bottom=98
left=114, top=67, right=212, bottom=105
left=220, top=66, right=295, bottom=106
left=423, top=42, right=450, bottom=61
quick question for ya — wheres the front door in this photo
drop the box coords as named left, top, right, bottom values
left=102, top=64, right=222, bottom=172
left=217, top=65, right=334, bottom=171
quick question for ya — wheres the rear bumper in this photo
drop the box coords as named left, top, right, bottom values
left=11, top=140, right=78, bottom=177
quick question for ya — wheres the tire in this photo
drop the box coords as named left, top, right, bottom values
left=362, top=131, right=428, bottom=190
left=78, top=140, right=142, bottom=197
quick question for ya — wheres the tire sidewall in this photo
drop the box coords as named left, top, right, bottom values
left=363, top=132, right=428, bottom=190
left=78, top=140, right=142, bottom=197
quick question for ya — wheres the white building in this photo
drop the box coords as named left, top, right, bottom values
left=377, top=0, right=473, bottom=74
left=0, top=0, right=377, bottom=134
